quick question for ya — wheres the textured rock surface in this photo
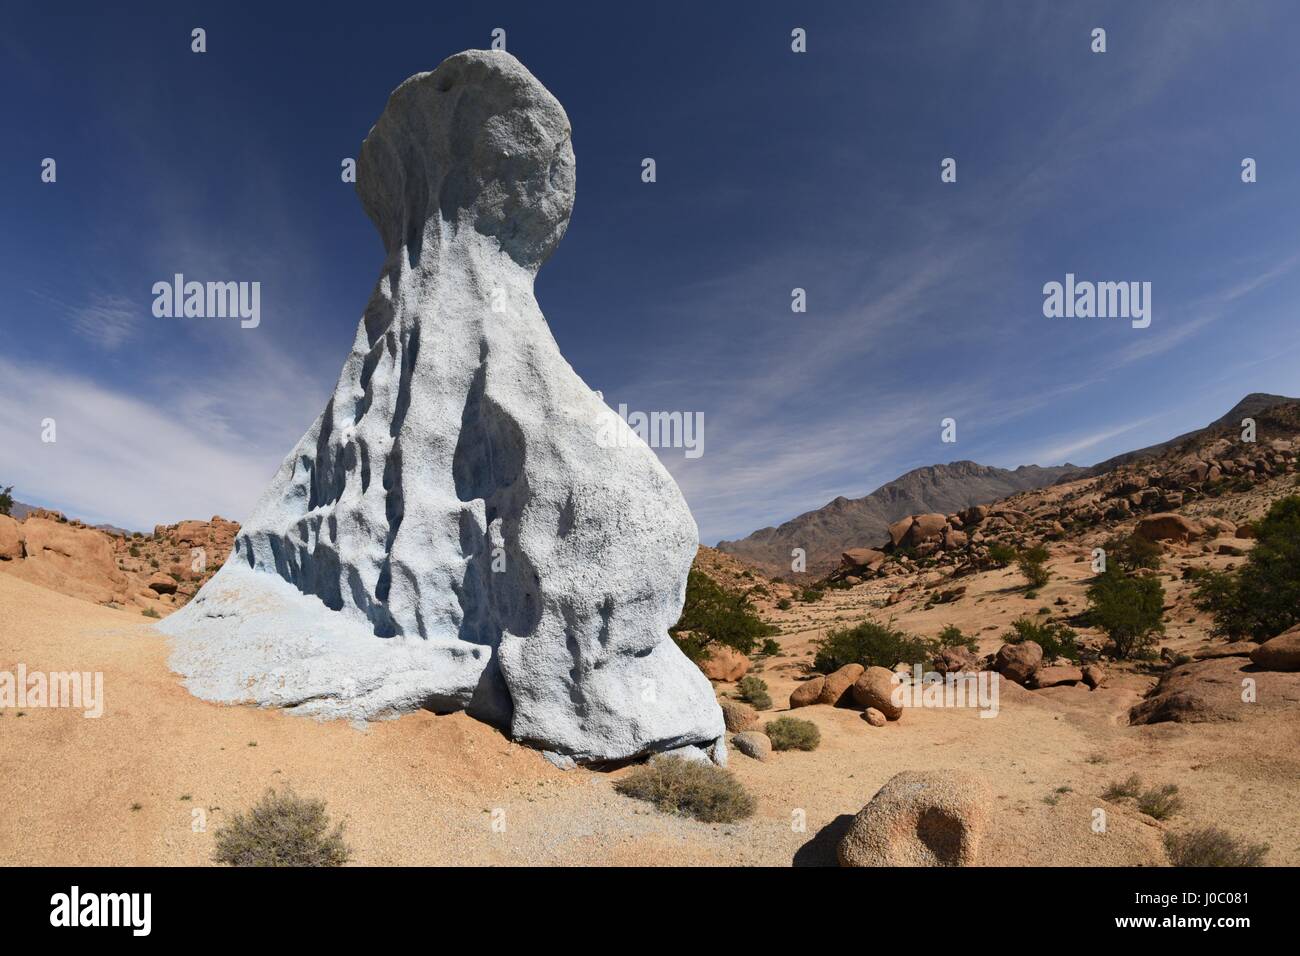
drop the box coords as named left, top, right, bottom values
left=700, top=645, right=750, bottom=682
left=789, top=675, right=825, bottom=709
left=161, top=50, right=723, bottom=765
left=731, top=730, right=772, bottom=761
left=838, top=770, right=990, bottom=867
left=1251, top=626, right=1300, bottom=671
left=851, top=666, right=903, bottom=720
left=994, top=641, right=1042, bottom=685
left=817, top=663, right=864, bottom=705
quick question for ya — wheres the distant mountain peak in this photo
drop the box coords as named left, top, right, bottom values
left=716, top=459, right=1083, bottom=576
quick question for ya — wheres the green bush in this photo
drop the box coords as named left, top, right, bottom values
left=813, top=619, right=938, bottom=672
left=1193, top=495, right=1300, bottom=640
left=0, top=485, right=12, bottom=517
left=800, top=588, right=824, bottom=603
left=937, top=624, right=979, bottom=652
left=1102, top=533, right=1163, bottom=572
left=213, top=787, right=350, bottom=867
left=759, top=638, right=781, bottom=656
left=737, top=675, right=772, bottom=710
left=776, top=598, right=792, bottom=611
left=764, top=717, right=821, bottom=751
left=1002, top=617, right=1079, bottom=662
left=671, top=569, right=777, bottom=659
left=1164, top=827, right=1269, bottom=867
left=614, top=756, right=756, bottom=822
left=1016, top=546, right=1051, bottom=589
left=1102, top=774, right=1142, bottom=801
left=987, top=543, right=1017, bottom=568
left=1136, top=783, right=1182, bottom=820
left=1086, top=566, right=1165, bottom=659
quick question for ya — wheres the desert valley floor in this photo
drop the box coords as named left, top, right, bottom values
left=3, top=551, right=1295, bottom=867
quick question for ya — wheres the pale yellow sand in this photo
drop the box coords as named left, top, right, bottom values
left=1, top=571, right=1294, bottom=866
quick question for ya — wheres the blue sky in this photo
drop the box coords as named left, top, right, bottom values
left=2, top=1, right=1299, bottom=543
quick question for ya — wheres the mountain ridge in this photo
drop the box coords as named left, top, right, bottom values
left=717, top=392, right=1300, bottom=577
left=716, top=459, right=1083, bottom=576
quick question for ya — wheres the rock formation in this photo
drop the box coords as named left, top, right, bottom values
left=161, top=50, right=725, bottom=766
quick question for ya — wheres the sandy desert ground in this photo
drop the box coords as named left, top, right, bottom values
left=4, top=554, right=1295, bottom=867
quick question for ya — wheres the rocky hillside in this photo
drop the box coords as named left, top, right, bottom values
left=1087, top=392, right=1297, bottom=473
left=815, top=399, right=1300, bottom=605
left=0, top=509, right=238, bottom=616
left=716, top=460, right=1082, bottom=577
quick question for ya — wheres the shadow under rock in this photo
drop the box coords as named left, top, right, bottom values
left=792, top=813, right=854, bottom=867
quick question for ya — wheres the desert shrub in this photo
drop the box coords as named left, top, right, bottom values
left=987, top=543, right=1017, bottom=567
left=1136, top=783, right=1182, bottom=820
left=764, top=716, right=820, bottom=751
left=1102, top=774, right=1143, bottom=801
left=671, top=569, right=776, bottom=659
left=813, top=619, right=938, bottom=672
left=1002, top=617, right=1079, bottom=662
left=776, top=598, right=792, bottom=610
left=937, top=624, right=979, bottom=652
left=758, top=638, right=781, bottom=656
left=141, top=608, right=160, bottom=619
left=1016, top=546, right=1051, bottom=589
left=614, top=756, right=755, bottom=822
left=800, top=588, right=824, bottom=603
left=1103, top=533, right=1163, bottom=572
left=212, top=787, right=350, bottom=867
left=1164, top=826, right=1269, bottom=867
left=0, top=485, right=12, bottom=516
left=1193, top=495, right=1300, bottom=640
left=1086, top=566, right=1165, bottom=659
left=128, top=545, right=140, bottom=557
left=737, top=675, right=772, bottom=710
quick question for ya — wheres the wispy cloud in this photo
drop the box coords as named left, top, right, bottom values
left=28, top=289, right=141, bottom=350
left=0, top=356, right=289, bottom=530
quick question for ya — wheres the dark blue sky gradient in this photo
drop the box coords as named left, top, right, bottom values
left=3, top=1, right=1299, bottom=540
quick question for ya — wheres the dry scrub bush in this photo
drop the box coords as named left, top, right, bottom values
left=213, top=787, right=350, bottom=867
left=614, top=756, right=756, bottom=823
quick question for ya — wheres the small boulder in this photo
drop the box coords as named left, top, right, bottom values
left=1081, top=664, right=1106, bottom=689
left=1250, top=627, right=1300, bottom=672
left=903, top=513, right=947, bottom=547
left=941, top=528, right=968, bottom=550
left=850, top=666, right=902, bottom=720
left=837, top=770, right=991, bottom=867
left=1193, top=641, right=1258, bottom=660
left=1135, top=513, right=1204, bottom=543
left=888, top=516, right=914, bottom=548
left=818, top=663, right=865, bottom=705
left=731, top=731, right=772, bottom=761
left=0, top=515, right=23, bottom=561
left=1031, top=665, right=1084, bottom=688
left=994, top=641, right=1042, bottom=685
left=700, top=645, right=750, bottom=682
left=862, top=707, right=886, bottom=727
left=841, top=548, right=886, bottom=571
left=934, top=646, right=978, bottom=674
left=720, top=699, right=758, bottom=732
left=789, top=675, right=826, bottom=709
left=146, top=572, right=179, bottom=595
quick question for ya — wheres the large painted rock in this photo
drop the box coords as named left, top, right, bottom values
left=161, top=50, right=724, bottom=765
